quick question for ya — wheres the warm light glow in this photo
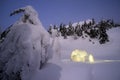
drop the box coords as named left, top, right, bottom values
left=62, top=50, right=120, bottom=63
left=71, top=49, right=87, bottom=62
left=71, top=49, right=95, bottom=63
left=88, top=54, right=94, bottom=63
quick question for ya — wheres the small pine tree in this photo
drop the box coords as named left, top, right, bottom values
left=62, top=24, right=67, bottom=39
left=48, top=25, right=52, bottom=34
left=110, top=19, right=114, bottom=27
left=59, top=23, right=63, bottom=34
left=53, top=25, right=57, bottom=29
left=83, top=21, right=87, bottom=27
left=67, top=22, right=74, bottom=36
left=92, top=18, right=95, bottom=25
left=75, top=24, right=82, bottom=37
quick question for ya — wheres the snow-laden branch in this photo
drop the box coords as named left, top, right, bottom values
left=10, top=6, right=40, bottom=25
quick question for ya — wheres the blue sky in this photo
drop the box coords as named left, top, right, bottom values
left=0, top=0, right=120, bottom=30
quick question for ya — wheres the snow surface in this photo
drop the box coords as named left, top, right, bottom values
left=32, top=27, right=120, bottom=80
left=0, top=5, right=120, bottom=80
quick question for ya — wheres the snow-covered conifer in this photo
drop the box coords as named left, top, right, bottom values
left=0, top=5, right=51, bottom=80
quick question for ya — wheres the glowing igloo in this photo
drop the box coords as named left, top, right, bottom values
left=71, top=49, right=94, bottom=63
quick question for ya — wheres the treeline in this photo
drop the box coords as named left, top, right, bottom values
left=48, top=19, right=120, bottom=44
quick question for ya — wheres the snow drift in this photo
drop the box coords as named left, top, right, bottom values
left=0, top=6, right=51, bottom=80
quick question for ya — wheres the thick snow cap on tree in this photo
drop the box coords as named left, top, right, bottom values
left=10, top=5, right=41, bottom=26
left=0, top=5, right=51, bottom=80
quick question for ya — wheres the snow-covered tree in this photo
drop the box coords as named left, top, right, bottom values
left=0, top=5, right=51, bottom=80
left=51, top=29, right=61, bottom=60
left=92, top=18, right=95, bottom=25
left=10, top=6, right=40, bottom=25
left=75, top=24, right=82, bottom=37
left=67, top=22, right=74, bottom=36
left=48, top=24, right=53, bottom=34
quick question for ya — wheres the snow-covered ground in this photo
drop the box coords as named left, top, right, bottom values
left=0, top=5, right=120, bottom=80
left=32, top=27, right=120, bottom=80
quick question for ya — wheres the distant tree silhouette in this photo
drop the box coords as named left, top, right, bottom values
left=75, top=23, right=82, bottom=37
left=92, top=18, right=95, bottom=25
left=62, top=24, right=67, bottom=39
left=67, top=22, right=74, bottom=36
left=59, top=23, right=63, bottom=33
left=53, top=25, right=58, bottom=30
left=48, top=25, right=52, bottom=34
left=47, top=18, right=120, bottom=44
left=58, top=23, right=67, bottom=38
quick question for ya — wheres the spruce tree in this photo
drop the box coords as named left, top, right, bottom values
left=92, top=18, right=95, bottom=25
left=67, top=22, right=74, bottom=36
left=48, top=25, right=52, bottom=34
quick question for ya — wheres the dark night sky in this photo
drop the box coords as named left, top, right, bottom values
left=0, top=0, right=120, bottom=30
